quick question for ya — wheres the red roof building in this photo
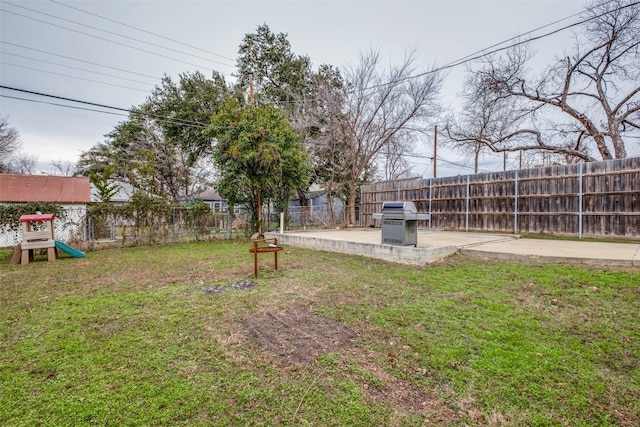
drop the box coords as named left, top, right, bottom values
left=0, top=174, right=91, bottom=203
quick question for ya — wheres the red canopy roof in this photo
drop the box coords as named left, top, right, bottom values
left=19, top=213, right=55, bottom=222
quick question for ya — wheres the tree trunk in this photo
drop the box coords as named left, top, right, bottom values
left=326, top=186, right=336, bottom=227
left=592, top=134, right=614, bottom=161
left=347, top=182, right=357, bottom=227
left=474, top=145, right=480, bottom=174
left=610, top=133, right=627, bottom=159
left=256, top=189, right=262, bottom=235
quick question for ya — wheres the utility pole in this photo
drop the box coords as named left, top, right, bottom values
left=519, top=150, right=523, bottom=169
left=433, top=125, right=437, bottom=179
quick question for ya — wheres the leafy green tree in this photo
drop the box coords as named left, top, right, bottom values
left=89, top=166, right=119, bottom=203
left=237, top=25, right=358, bottom=216
left=206, top=99, right=310, bottom=234
left=144, top=71, right=231, bottom=162
left=78, top=117, right=168, bottom=197
left=77, top=72, right=229, bottom=200
left=236, top=24, right=313, bottom=110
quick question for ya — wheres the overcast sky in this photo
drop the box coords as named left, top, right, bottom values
left=1, top=0, right=592, bottom=177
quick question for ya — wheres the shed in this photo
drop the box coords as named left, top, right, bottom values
left=0, top=174, right=91, bottom=203
left=0, top=174, right=91, bottom=247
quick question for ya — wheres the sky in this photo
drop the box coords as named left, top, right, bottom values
left=0, top=0, right=593, bottom=178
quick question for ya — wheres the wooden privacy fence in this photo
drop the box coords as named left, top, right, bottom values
left=361, top=157, right=640, bottom=238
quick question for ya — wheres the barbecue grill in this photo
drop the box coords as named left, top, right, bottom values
left=372, top=201, right=430, bottom=246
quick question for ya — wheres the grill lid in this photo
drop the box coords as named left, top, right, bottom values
left=381, top=201, right=418, bottom=215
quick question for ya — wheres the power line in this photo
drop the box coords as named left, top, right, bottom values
left=404, top=153, right=433, bottom=160
left=3, top=0, right=634, bottom=162
left=0, top=94, right=128, bottom=118
left=5, top=1, right=236, bottom=69
left=2, top=84, right=494, bottom=174
left=404, top=151, right=493, bottom=173
left=355, top=0, right=640, bottom=92
left=447, top=0, right=619, bottom=65
left=0, top=85, right=208, bottom=129
left=0, top=8, right=221, bottom=72
left=403, top=152, right=496, bottom=175
left=49, top=0, right=236, bottom=63
left=1, top=94, right=220, bottom=132
left=0, top=51, right=156, bottom=86
left=1, top=62, right=150, bottom=92
left=446, top=1, right=639, bottom=69
left=1, top=41, right=162, bottom=80
left=437, top=156, right=492, bottom=173
left=256, top=0, right=630, bottom=104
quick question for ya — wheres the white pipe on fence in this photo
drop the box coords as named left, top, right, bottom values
left=280, top=212, right=284, bottom=234
left=429, top=178, right=433, bottom=229
left=578, top=162, right=583, bottom=239
left=514, top=170, right=519, bottom=234
left=465, top=175, right=470, bottom=232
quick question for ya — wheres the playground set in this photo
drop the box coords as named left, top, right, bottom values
left=13, top=213, right=85, bottom=265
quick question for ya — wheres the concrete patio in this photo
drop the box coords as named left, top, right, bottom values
left=266, top=228, right=640, bottom=267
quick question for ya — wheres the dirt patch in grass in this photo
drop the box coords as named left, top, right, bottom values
left=344, top=348, right=484, bottom=425
left=243, top=308, right=359, bottom=365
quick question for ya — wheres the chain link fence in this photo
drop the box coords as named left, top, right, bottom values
left=286, top=204, right=347, bottom=230
left=85, top=207, right=250, bottom=250
left=1, top=205, right=250, bottom=250
left=2, top=202, right=356, bottom=250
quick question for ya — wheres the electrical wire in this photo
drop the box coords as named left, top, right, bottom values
left=448, top=0, right=619, bottom=65
left=202, top=0, right=635, bottom=106
left=405, top=151, right=493, bottom=173
left=3, top=0, right=636, bottom=177
left=0, top=93, right=128, bottom=117
left=352, top=0, right=640, bottom=92
left=4, top=1, right=236, bottom=69
left=0, top=85, right=208, bottom=128
left=49, top=0, right=236, bottom=62
left=0, top=41, right=162, bottom=80
left=0, top=8, right=220, bottom=71
left=1, top=62, right=150, bottom=92
left=0, top=51, right=156, bottom=86
left=438, top=156, right=493, bottom=173
left=1, top=94, right=221, bottom=132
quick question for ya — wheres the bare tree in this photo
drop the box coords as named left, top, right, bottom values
left=445, top=68, right=518, bottom=173
left=11, top=153, right=38, bottom=174
left=444, top=59, right=585, bottom=171
left=51, top=160, right=77, bottom=176
left=449, top=0, right=639, bottom=163
left=0, top=115, right=22, bottom=172
left=335, top=50, right=442, bottom=225
left=382, top=132, right=414, bottom=180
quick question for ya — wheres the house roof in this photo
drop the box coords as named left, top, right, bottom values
left=308, top=190, right=327, bottom=199
left=197, top=188, right=223, bottom=201
left=0, top=174, right=91, bottom=203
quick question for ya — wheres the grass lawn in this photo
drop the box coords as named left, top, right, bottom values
left=1, top=241, right=638, bottom=426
